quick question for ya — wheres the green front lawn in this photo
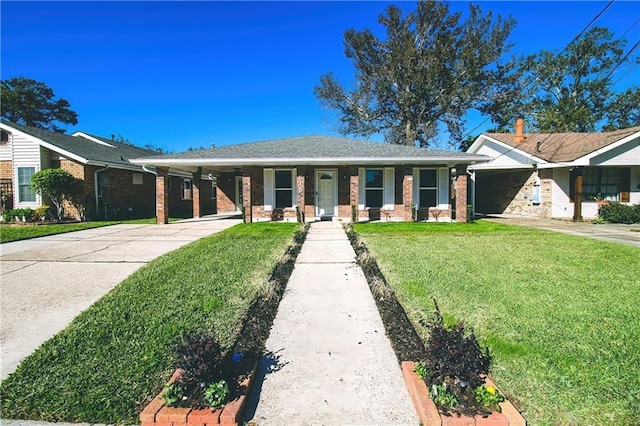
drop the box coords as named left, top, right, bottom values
left=354, top=221, right=640, bottom=425
left=0, top=218, right=180, bottom=243
left=0, top=223, right=301, bottom=424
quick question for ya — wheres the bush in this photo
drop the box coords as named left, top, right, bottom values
left=420, top=300, right=497, bottom=415
left=2, top=207, right=36, bottom=223
left=598, top=202, right=640, bottom=224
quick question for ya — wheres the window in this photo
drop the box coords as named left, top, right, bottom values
left=18, top=167, right=36, bottom=202
left=132, top=173, right=143, bottom=185
left=571, top=167, right=630, bottom=202
left=182, top=179, right=192, bottom=200
left=275, top=170, right=293, bottom=209
left=365, top=169, right=383, bottom=208
left=211, top=183, right=217, bottom=200
left=1, top=130, right=10, bottom=145
left=418, top=169, right=437, bottom=209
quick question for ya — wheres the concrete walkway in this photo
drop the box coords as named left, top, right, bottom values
left=0, top=217, right=241, bottom=379
left=245, top=221, right=418, bottom=425
left=483, top=214, right=640, bottom=247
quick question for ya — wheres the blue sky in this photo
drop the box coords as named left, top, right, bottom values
left=2, top=1, right=639, bottom=152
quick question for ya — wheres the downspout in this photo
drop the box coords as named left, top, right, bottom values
left=142, top=165, right=157, bottom=176
left=467, top=169, right=475, bottom=221
left=94, top=165, right=109, bottom=218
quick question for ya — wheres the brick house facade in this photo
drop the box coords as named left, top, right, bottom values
left=132, top=135, right=487, bottom=224
left=0, top=120, right=192, bottom=220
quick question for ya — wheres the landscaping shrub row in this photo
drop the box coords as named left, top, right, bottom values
left=598, top=202, right=640, bottom=224
left=0, top=223, right=305, bottom=424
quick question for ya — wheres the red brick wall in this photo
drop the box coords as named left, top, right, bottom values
left=216, top=172, right=239, bottom=213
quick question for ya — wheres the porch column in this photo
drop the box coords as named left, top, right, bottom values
left=242, top=168, right=252, bottom=223
left=156, top=166, right=169, bottom=224
left=296, top=167, right=306, bottom=222
left=573, top=174, right=583, bottom=221
left=455, top=164, right=468, bottom=223
left=349, top=166, right=359, bottom=222
left=403, top=166, right=414, bottom=222
left=192, top=167, right=202, bottom=218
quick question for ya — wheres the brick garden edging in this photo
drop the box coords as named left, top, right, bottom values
left=140, top=362, right=258, bottom=426
left=402, top=361, right=526, bottom=426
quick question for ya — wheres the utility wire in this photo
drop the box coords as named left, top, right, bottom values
left=460, top=0, right=618, bottom=147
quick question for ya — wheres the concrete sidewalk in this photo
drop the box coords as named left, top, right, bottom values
left=0, top=217, right=241, bottom=379
left=245, top=221, right=418, bottom=425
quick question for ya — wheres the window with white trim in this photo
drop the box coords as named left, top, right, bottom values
left=17, top=167, right=36, bottom=202
left=275, top=169, right=293, bottom=209
left=211, top=183, right=217, bottom=200
left=365, top=169, right=383, bottom=208
left=418, top=169, right=437, bottom=208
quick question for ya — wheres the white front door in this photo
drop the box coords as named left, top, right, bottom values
left=316, top=170, right=336, bottom=217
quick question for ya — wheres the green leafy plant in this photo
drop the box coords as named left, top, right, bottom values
left=413, top=361, right=429, bottom=380
left=598, top=202, right=640, bottom=224
left=204, top=380, right=229, bottom=409
left=162, top=382, right=185, bottom=407
left=2, top=207, right=36, bottom=223
left=421, top=299, right=492, bottom=414
left=475, top=384, right=505, bottom=412
left=431, top=383, right=458, bottom=410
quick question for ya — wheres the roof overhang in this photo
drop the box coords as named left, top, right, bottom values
left=130, top=155, right=491, bottom=171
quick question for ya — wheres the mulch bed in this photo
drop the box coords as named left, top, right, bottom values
left=345, top=225, right=427, bottom=362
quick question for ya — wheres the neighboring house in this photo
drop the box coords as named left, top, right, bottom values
left=0, top=120, right=209, bottom=220
left=130, top=135, right=490, bottom=224
left=466, top=119, right=640, bottom=220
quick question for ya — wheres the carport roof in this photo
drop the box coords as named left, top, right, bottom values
left=130, top=135, right=490, bottom=168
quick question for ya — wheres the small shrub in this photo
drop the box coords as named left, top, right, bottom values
left=174, top=331, right=223, bottom=388
left=420, top=299, right=493, bottom=415
left=204, top=380, right=229, bottom=409
left=598, top=202, right=640, bottom=224
left=413, top=361, right=429, bottom=380
left=34, top=206, right=51, bottom=221
left=2, top=207, right=36, bottom=223
left=162, top=382, right=185, bottom=406
left=475, top=384, right=505, bottom=412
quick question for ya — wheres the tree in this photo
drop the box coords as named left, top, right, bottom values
left=490, top=27, right=640, bottom=133
left=314, top=0, right=516, bottom=147
left=30, top=169, right=82, bottom=221
left=1, top=77, right=79, bottom=133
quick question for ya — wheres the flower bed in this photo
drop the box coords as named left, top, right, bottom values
left=140, top=361, right=258, bottom=426
left=402, top=361, right=526, bottom=426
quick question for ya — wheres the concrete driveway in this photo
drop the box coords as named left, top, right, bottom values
left=0, top=217, right=242, bottom=379
left=483, top=214, right=640, bottom=247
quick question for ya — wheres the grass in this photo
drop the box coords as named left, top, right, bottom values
left=0, top=217, right=181, bottom=243
left=0, top=222, right=301, bottom=424
left=354, top=221, right=640, bottom=426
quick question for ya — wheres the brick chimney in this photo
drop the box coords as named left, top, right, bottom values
left=514, top=118, right=525, bottom=143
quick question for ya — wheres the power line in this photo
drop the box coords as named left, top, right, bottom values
left=461, top=0, right=617, bottom=144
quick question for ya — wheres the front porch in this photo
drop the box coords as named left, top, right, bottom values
left=152, top=164, right=472, bottom=224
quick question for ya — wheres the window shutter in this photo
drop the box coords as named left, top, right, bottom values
left=413, top=168, right=419, bottom=205
left=438, top=168, right=449, bottom=208
left=358, top=168, right=365, bottom=210
left=383, top=167, right=395, bottom=210
left=620, top=167, right=630, bottom=203
left=291, top=168, right=297, bottom=207
left=264, top=168, right=274, bottom=211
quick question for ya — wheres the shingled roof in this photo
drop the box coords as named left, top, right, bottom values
left=132, top=135, right=489, bottom=167
left=484, top=126, right=640, bottom=163
left=1, top=120, right=162, bottom=167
